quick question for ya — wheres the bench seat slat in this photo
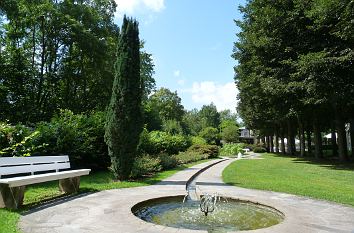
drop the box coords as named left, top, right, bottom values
left=0, top=163, right=71, bottom=176
left=0, top=156, right=69, bottom=166
left=0, top=169, right=91, bottom=187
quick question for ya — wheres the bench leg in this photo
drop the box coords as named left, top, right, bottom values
left=59, top=177, right=80, bottom=194
left=0, top=184, right=25, bottom=209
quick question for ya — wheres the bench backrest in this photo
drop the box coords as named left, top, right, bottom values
left=0, top=156, right=70, bottom=178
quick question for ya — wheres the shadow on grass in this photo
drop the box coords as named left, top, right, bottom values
left=271, top=153, right=354, bottom=171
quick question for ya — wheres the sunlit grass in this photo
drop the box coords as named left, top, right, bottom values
left=223, top=153, right=354, bottom=206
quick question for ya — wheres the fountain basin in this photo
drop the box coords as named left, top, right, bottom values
left=132, top=195, right=284, bottom=232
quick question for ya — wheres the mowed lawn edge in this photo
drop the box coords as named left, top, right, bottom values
left=222, top=153, right=354, bottom=207
left=0, top=158, right=214, bottom=233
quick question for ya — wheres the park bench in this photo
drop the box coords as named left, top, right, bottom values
left=0, top=155, right=90, bottom=209
left=242, top=148, right=250, bottom=153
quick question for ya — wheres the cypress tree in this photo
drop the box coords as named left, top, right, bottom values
left=104, top=16, right=143, bottom=180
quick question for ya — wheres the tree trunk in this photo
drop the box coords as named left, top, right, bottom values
left=313, top=117, right=323, bottom=159
left=331, top=122, right=337, bottom=157
left=287, top=120, right=294, bottom=155
left=350, top=119, right=354, bottom=157
left=334, top=107, right=348, bottom=162
left=306, top=130, right=312, bottom=156
left=281, top=135, right=285, bottom=154
left=275, top=130, right=279, bottom=153
left=37, top=15, right=46, bottom=106
left=31, top=24, right=36, bottom=69
left=298, top=120, right=305, bottom=157
left=291, top=133, right=296, bottom=155
left=266, top=136, right=271, bottom=152
left=270, top=136, right=274, bottom=153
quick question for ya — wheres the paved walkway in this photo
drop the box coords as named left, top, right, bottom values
left=20, top=157, right=354, bottom=233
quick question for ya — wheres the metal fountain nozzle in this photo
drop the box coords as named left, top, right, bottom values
left=200, top=194, right=217, bottom=216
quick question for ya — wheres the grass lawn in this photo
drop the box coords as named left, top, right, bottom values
left=223, top=153, right=354, bottom=206
left=0, top=159, right=212, bottom=233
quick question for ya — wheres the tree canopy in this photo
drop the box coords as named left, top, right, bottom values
left=0, top=1, right=155, bottom=123
left=233, top=0, right=354, bottom=160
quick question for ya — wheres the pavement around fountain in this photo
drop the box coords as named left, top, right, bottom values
left=19, top=155, right=354, bottom=233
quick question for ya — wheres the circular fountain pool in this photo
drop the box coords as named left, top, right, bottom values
left=132, top=195, right=284, bottom=232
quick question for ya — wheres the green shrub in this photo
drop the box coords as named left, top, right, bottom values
left=131, top=155, right=162, bottom=178
left=199, top=127, right=220, bottom=145
left=162, top=119, right=184, bottom=135
left=187, top=144, right=219, bottom=158
left=191, top=136, right=207, bottom=145
left=175, top=151, right=209, bottom=164
left=0, top=131, right=48, bottom=157
left=220, top=143, right=243, bottom=156
left=0, top=122, right=31, bottom=150
left=221, top=125, right=239, bottom=143
left=140, top=131, right=191, bottom=155
left=1, top=111, right=109, bottom=170
left=32, top=110, right=109, bottom=170
left=253, top=147, right=267, bottom=153
left=158, top=153, right=178, bottom=170
left=235, top=143, right=248, bottom=149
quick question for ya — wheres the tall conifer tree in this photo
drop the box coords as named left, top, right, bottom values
left=105, top=16, right=142, bottom=180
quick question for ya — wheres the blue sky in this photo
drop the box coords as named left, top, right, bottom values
left=115, top=0, right=246, bottom=112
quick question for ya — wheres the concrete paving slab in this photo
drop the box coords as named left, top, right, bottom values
left=19, top=157, right=354, bottom=233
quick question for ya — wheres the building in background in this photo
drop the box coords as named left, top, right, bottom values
left=239, top=127, right=254, bottom=144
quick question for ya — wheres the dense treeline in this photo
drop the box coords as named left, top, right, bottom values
left=0, top=1, right=242, bottom=179
left=0, top=0, right=155, bottom=123
left=233, top=0, right=354, bottom=161
left=0, top=0, right=118, bottom=122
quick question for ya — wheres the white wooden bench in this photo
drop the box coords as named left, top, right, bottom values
left=0, top=155, right=90, bottom=209
left=242, top=148, right=250, bottom=153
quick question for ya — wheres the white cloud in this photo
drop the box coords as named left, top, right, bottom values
left=173, top=70, right=181, bottom=77
left=142, top=0, right=165, bottom=12
left=115, top=0, right=138, bottom=14
left=185, top=81, right=238, bottom=112
left=115, top=0, right=165, bottom=15
left=177, top=79, right=185, bottom=85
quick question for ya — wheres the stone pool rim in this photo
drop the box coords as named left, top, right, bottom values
left=131, top=194, right=285, bottom=231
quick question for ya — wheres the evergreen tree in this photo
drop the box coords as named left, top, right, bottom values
left=105, top=16, right=143, bottom=180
